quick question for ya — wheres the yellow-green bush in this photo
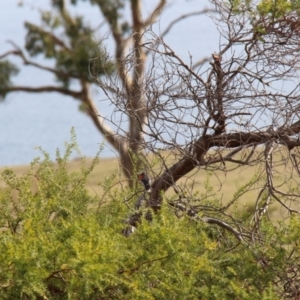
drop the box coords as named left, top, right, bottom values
left=0, top=138, right=300, bottom=299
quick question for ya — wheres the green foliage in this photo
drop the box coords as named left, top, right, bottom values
left=256, top=0, right=300, bottom=18
left=91, top=0, right=124, bottom=26
left=24, top=2, right=114, bottom=88
left=1, top=137, right=300, bottom=299
left=226, top=0, right=300, bottom=42
left=227, top=0, right=300, bottom=16
left=82, top=0, right=131, bottom=36
left=0, top=60, right=19, bottom=99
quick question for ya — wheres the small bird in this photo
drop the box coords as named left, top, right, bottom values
left=138, top=172, right=151, bottom=192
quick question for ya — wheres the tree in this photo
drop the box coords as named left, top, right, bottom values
left=2, top=0, right=300, bottom=242
left=0, top=0, right=213, bottom=182
left=106, top=0, right=300, bottom=234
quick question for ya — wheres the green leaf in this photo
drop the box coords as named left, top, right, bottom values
left=0, top=60, right=19, bottom=99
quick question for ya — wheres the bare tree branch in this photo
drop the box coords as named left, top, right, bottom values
left=80, top=81, right=127, bottom=156
left=143, top=0, right=167, bottom=28
left=160, top=9, right=217, bottom=39
left=3, top=86, right=82, bottom=99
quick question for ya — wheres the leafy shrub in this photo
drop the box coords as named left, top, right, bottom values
left=0, top=136, right=300, bottom=299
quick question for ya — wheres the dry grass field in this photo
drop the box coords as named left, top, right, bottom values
left=1, top=146, right=300, bottom=220
left=0, top=156, right=121, bottom=198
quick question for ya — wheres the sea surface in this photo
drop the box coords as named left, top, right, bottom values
left=0, top=0, right=217, bottom=167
